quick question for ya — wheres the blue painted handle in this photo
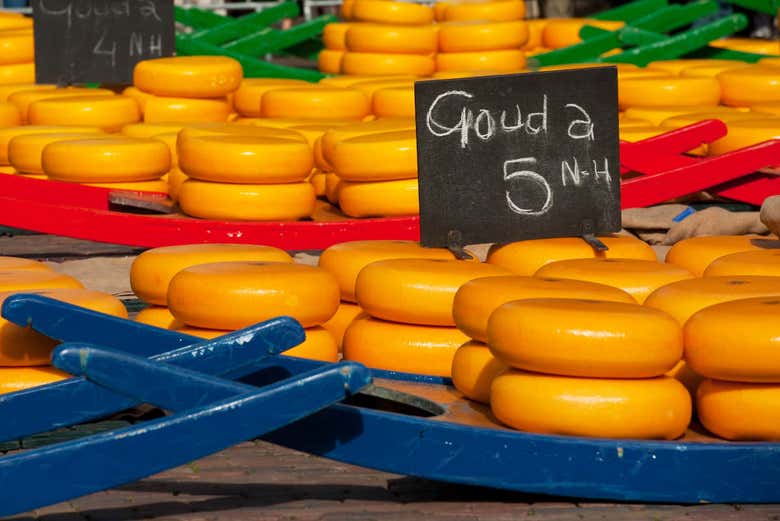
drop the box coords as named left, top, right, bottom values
left=0, top=312, right=305, bottom=442
left=0, top=354, right=370, bottom=517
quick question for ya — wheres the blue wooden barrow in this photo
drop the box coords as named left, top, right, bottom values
left=0, top=294, right=778, bottom=515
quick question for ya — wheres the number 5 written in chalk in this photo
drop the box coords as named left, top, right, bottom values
left=503, top=158, right=553, bottom=216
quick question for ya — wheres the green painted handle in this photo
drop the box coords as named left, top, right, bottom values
left=592, top=0, right=668, bottom=21
left=601, top=13, right=749, bottom=65
left=225, top=15, right=337, bottom=56
left=189, top=2, right=300, bottom=45
left=176, top=36, right=325, bottom=81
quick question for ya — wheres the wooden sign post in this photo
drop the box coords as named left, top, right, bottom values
left=414, top=68, right=621, bottom=251
left=32, top=0, right=175, bottom=85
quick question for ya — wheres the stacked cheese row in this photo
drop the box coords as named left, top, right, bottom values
left=0, top=256, right=128, bottom=395
left=132, top=244, right=340, bottom=361
left=0, top=13, right=34, bottom=88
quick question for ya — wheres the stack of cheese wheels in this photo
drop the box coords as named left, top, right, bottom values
left=0, top=125, right=104, bottom=177
left=176, top=123, right=316, bottom=221
left=686, top=297, right=780, bottom=440
left=320, top=22, right=351, bottom=74
left=233, top=78, right=309, bottom=119
left=120, top=122, right=193, bottom=188
left=0, top=14, right=34, bottom=86
left=166, top=260, right=341, bottom=362
left=619, top=75, right=721, bottom=111
left=317, top=117, right=415, bottom=207
left=488, top=298, right=691, bottom=439
left=27, top=94, right=141, bottom=131
left=40, top=136, right=171, bottom=193
left=131, top=56, right=241, bottom=123
left=451, top=275, right=635, bottom=403
left=436, top=1, right=529, bottom=73
left=7, top=87, right=114, bottom=125
left=0, top=256, right=128, bottom=394
left=319, top=240, right=460, bottom=349
left=486, top=235, right=657, bottom=275
left=132, top=243, right=292, bottom=330
left=344, top=257, right=510, bottom=376
left=260, top=85, right=371, bottom=121
left=330, top=129, right=419, bottom=217
left=338, top=0, right=436, bottom=77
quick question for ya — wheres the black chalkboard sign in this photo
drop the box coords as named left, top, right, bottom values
left=414, top=67, right=621, bottom=248
left=32, top=0, right=175, bottom=85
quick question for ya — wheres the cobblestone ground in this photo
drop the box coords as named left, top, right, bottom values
left=8, top=441, right=780, bottom=521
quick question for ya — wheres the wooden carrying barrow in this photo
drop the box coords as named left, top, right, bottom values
left=0, top=295, right=779, bottom=516
left=0, top=121, right=778, bottom=249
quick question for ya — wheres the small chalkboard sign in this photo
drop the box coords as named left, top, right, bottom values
left=414, top=67, right=621, bottom=248
left=32, top=0, right=175, bottom=85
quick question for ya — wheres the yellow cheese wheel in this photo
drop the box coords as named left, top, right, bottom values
left=491, top=370, right=691, bottom=439
left=9, top=87, right=115, bottom=122
left=338, top=178, right=419, bottom=217
left=352, top=0, right=434, bottom=25
left=665, top=235, right=771, bottom=276
left=318, top=49, right=344, bottom=74
left=236, top=117, right=351, bottom=129
left=135, top=306, right=183, bottom=330
left=624, top=105, right=737, bottom=127
left=718, top=66, right=780, bottom=107
left=42, top=137, right=170, bottom=183
left=168, top=261, right=339, bottom=329
left=341, top=0, right=355, bottom=19
left=0, top=30, right=32, bottom=65
left=178, top=180, right=316, bottom=221
left=84, top=179, right=169, bottom=193
left=709, top=38, right=779, bottom=56
left=134, top=56, right=243, bottom=98
left=0, top=101, right=20, bottom=127
left=323, top=22, right=352, bottom=50
left=453, top=275, right=634, bottom=342
left=351, top=79, right=415, bottom=104
left=313, top=137, right=331, bottom=172
left=319, top=240, right=458, bottom=302
left=541, top=19, right=624, bottom=49
left=706, top=118, right=780, bottom=155
left=646, top=59, right=739, bottom=76
left=233, top=79, right=309, bottom=118
left=178, top=135, right=312, bottom=184
left=142, top=96, right=231, bottom=123
left=522, top=18, right=547, bottom=50
left=0, top=83, right=54, bottom=103
left=121, top=86, right=154, bottom=111
left=355, top=258, right=510, bottom=326
left=261, top=87, right=370, bottom=120
left=697, top=379, right=780, bottom=441
left=444, top=1, right=525, bottom=22
left=343, top=315, right=468, bottom=376
left=8, top=131, right=106, bottom=175
left=121, top=122, right=188, bottom=138
left=488, top=298, right=682, bottom=378
left=0, top=125, right=104, bottom=165
left=319, top=74, right=417, bottom=87
left=322, top=301, right=363, bottom=348
left=28, top=95, right=141, bottom=132
left=166, top=167, right=187, bottom=202
left=287, top=124, right=336, bottom=147
left=0, top=62, right=34, bottom=85
left=430, top=70, right=507, bottom=79
left=150, top=132, right=178, bottom=168
left=439, top=20, right=529, bottom=53
left=436, top=50, right=526, bottom=73
left=619, top=125, right=667, bottom=142
left=0, top=14, right=32, bottom=31
left=177, top=122, right=307, bottom=145
left=644, top=276, right=780, bottom=325
left=325, top=172, right=341, bottom=203
left=534, top=258, right=694, bottom=304
left=321, top=118, right=415, bottom=165
left=331, top=130, right=416, bottom=181
left=0, top=367, right=69, bottom=394
left=618, top=116, right=653, bottom=128
left=0, top=288, right=126, bottom=366
left=131, top=244, right=291, bottom=306
left=309, top=169, right=327, bottom=196
left=0, top=269, right=83, bottom=292
left=680, top=61, right=750, bottom=79
left=685, top=297, right=780, bottom=383
left=372, top=87, right=415, bottom=118
left=342, top=52, right=436, bottom=77
left=618, top=77, right=721, bottom=110
left=704, top=249, right=780, bottom=277
left=286, top=327, right=339, bottom=362
left=451, top=340, right=508, bottom=403
left=346, top=24, right=437, bottom=54
left=0, top=257, right=51, bottom=272
left=486, top=236, right=657, bottom=275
